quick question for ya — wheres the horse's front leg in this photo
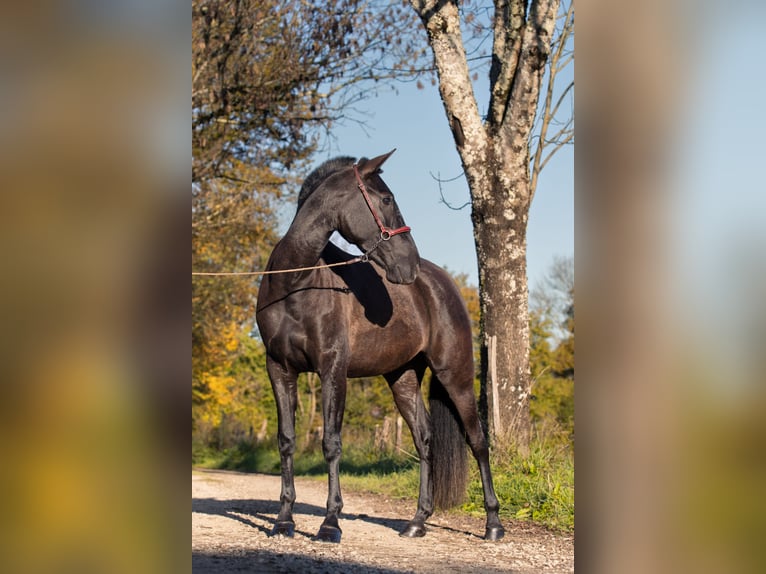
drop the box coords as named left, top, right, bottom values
left=267, top=358, right=298, bottom=537
left=315, top=370, right=348, bottom=543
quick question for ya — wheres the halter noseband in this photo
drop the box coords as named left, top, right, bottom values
left=353, top=163, right=411, bottom=241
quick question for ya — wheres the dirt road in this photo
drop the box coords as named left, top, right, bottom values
left=192, top=469, right=573, bottom=573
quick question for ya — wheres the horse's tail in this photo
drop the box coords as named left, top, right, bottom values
left=429, top=374, right=468, bottom=509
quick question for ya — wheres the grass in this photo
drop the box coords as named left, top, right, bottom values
left=193, top=440, right=419, bottom=476
left=340, top=438, right=574, bottom=533
left=194, top=441, right=282, bottom=474
left=193, top=434, right=573, bottom=533
left=466, top=438, right=574, bottom=532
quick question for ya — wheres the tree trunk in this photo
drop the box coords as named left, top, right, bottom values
left=469, top=158, right=532, bottom=449
left=410, top=0, right=560, bottom=450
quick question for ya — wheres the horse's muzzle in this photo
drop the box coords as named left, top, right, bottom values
left=386, top=260, right=420, bottom=285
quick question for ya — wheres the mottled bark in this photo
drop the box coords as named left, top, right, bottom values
left=410, top=0, right=560, bottom=448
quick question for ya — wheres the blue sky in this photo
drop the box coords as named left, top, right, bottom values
left=310, top=78, right=574, bottom=289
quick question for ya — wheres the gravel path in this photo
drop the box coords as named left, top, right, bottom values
left=192, top=469, right=573, bottom=573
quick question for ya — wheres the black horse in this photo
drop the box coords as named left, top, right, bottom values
left=256, top=150, right=504, bottom=543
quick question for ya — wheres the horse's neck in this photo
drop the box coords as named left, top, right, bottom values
left=271, top=208, right=333, bottom=282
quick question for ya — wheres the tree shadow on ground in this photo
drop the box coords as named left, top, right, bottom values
left=192, top=548, right=409, bottom=574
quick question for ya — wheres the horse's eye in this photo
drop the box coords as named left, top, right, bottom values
left=381, top=196, right=392, bottom=206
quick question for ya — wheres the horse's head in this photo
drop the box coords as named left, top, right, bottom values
left=336, top=150, right=420, bottom=284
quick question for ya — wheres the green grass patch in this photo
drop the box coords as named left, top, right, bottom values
left=340, top=464, right=421, bottom=500
left=463, top=437, right=574, bottom=532
left=193, top=440, right=419, bottom=478
left=194, top=442, right=282, bottom=474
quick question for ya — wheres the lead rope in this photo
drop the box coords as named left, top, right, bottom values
left=191, top=235, right=389, bottom=277
left=191, top=256, right=363, bottom=277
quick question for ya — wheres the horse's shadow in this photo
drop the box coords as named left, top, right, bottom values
left=192, top=497, right=416, bottom=539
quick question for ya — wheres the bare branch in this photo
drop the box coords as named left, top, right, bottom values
left=430, top=171, right=471, bottom=211
left=537, top=130, right=574, bottom=173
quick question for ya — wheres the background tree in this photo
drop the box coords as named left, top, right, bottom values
left=193, top=0, right=427, bottom=185
left=530, top=254, right=574, bottom=346
left=529, top=256, right=574, bottom=438
left=407, top=0, right=573, bottom=449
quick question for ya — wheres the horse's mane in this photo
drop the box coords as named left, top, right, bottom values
left=297, top=156, right=362, bottom=211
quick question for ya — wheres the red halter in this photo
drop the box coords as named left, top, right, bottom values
left=353, top=163, right=411, bottom=240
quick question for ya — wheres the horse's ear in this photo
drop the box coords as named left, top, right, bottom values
left=358, top=149, right=396, bottom=176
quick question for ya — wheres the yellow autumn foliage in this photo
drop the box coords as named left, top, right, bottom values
left=197, top=373, right=236, bottom=427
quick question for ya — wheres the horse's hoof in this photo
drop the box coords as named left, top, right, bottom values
left=270, top=521, right=295, bottom=538
left=314, top=525, right=342, bottom=543
left=399, top=523, right=427, bottom=538
left=485, top=525, right=505, bottom=541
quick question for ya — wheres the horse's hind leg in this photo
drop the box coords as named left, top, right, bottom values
left=267, top=357, right=298, bottom=537
left=385, top=365, right=432, bottom=538
left=445, top=380, right=505, bottom=541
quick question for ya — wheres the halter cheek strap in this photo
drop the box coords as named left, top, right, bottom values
left=353, top=163, right=411, bottom=240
